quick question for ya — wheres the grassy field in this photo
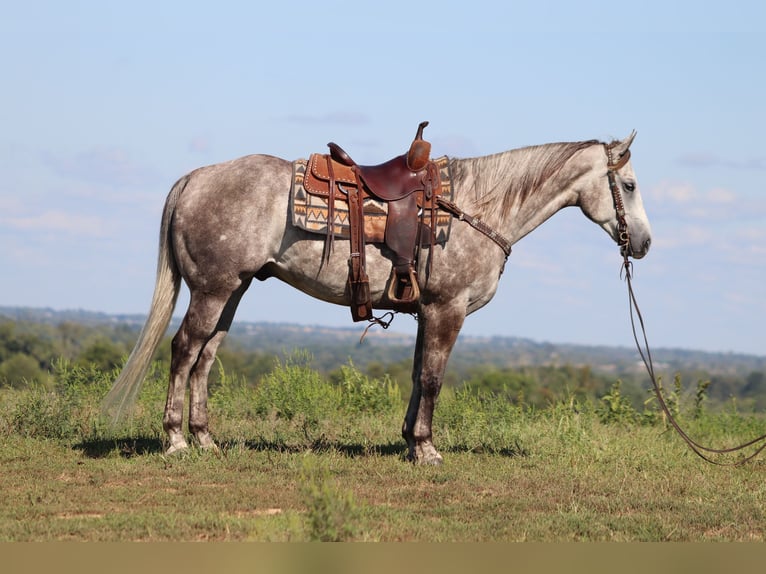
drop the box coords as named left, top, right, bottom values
left=1, top=357, right=766, bottom=542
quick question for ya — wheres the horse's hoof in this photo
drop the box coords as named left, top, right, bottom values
left=165, top=433, right=189, bottom=455
left=417, top=455, right=444, bottom=466
left=165, top=442, right=189, bottom=456
left=196, top=432, right=219, bottom=452
left=408, top=441, right=444, bottom=465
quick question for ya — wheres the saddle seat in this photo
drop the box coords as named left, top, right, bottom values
left=327, top=131, right=431, bottom=202
left=303, top=121, right=442, bottom=322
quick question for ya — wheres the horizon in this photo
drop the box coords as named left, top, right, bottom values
left=3, top=304, right=764, bottom=360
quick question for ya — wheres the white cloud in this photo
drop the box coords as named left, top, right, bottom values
left=188, top=136, right=212, bottom=154
left=706, top=187, right=736, bottom=203
left=648, top=181, right=738, bottom=206
left=0, top=195, right=25, bottom=212
left=431, top=134, right=478, bottom=158
left=678, top=153, right=766, bottom=171
left=647, top=181, right=696, bottom=204
left=3, top=210, right=106, bottom=237
left=653, top=223, right=715, bottom=250
left=737, top=227, right=766, bottom=242
left=283, top=111, right=371, bottom=125
left=645, top=181, right=750, bottom=222
left=41, top=146, right=162, bottom=189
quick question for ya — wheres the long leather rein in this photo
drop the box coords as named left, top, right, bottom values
left=608, top=144, right=766, bottom=466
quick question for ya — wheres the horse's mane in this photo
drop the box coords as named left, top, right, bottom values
left=451, top=140, right=600, bottom=219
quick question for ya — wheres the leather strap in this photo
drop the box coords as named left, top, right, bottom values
left=323, top=155, right=336, bottom=264
left=436, top=197, right=512, bottom=259
left=347, top=167, right=371, bottom=321
left=605, top=145, right=630, bottom=250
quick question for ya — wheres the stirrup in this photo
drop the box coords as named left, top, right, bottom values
left=386, top=267, right=420, bottom=306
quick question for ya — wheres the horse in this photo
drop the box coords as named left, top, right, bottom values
left=103, top=130, right=651, bottom=464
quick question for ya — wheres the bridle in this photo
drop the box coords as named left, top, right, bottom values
left=604, top=143, right=631, bottom=255
left=607, top=144, right=766, bottom=465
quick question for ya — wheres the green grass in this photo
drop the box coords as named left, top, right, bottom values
left=1, top=357, right=765, bottom=541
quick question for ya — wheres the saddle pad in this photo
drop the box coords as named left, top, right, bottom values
left=291, top=156, right=453, bottom=244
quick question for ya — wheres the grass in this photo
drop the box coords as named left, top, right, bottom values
left=1, top=356, right=765, bottom=541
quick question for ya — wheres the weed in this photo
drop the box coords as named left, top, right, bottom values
left=435, top=385, right=525, bottom=455
left=335, top=361, right=401, bottom=415
left=596, top=381, right=640, bottom=425
left=252, top=352, right=339, bottom=428
left=299, top=458, right=362, bottom=541
left=693, top=379, right=711, bottom=419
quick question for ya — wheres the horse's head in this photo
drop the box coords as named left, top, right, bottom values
left=578, top=132, right=652, bottom=259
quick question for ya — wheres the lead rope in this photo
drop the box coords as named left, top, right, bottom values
left=622, top=254, right=766, bottom=466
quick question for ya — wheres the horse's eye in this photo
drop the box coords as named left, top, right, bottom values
left=623, top=182, right=636, bottom=193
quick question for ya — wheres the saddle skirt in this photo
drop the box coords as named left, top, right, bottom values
left=291, top=155, right=453, bottom=244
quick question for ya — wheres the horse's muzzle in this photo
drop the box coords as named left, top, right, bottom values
left=622, top=237, right=651, bottom=259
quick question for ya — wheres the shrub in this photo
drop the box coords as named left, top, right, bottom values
left=300, top=459, right=361, bottom=541
left=5, top=360, right=114, bottom=439
left=335, top=362, right=402, bottom=415
left=435, top=385, right=525, bottom=455
left=596, top=381, right=641, bottom=425
left=0, top=354, right=49, bottom=388
left=251, top=353, right=340, bottom=429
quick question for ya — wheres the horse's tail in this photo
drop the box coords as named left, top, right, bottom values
left=101, top=176, right=188, bottom=422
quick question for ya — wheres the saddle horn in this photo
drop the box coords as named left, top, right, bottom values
left=407, top=121, right=431, bottom=171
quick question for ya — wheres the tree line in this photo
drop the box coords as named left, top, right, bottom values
left=1, top=317, right=764, bottom=411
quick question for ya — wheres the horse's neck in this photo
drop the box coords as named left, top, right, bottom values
left=453, top=145, right=591, bottom=245
left=506, top=166, right=580, bottom=245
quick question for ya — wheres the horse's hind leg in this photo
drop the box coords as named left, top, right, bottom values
left=187, top=329, right=227, bottom=450
left=402, top=302, right=465, bottom=464
left=188, top=279, right=252, bottom=449
left=164, top=279, right=251, bottom=454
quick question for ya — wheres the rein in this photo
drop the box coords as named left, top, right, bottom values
left=607, top=144, right=766, bottom=466
left=622, top=256, right=766, bottom=465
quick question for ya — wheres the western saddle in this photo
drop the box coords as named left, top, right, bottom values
left=304, top=121, right=442, bottom=322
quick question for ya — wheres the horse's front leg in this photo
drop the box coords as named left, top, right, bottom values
left=402, top=302, right=465, bottom=465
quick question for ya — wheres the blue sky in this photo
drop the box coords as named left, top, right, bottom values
left=1, top=1, right=764, bottom=355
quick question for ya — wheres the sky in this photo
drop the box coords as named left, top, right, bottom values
left=1, top=1, right=764, bottom=356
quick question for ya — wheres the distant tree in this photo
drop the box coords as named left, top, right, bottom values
left=55, top=321, right=90, bottom=359
left=0, top=321, right=13, bottom=362
left=360, top=358, right=416, bottom=390
left=743, top=371, right=766, bottom=410
left=77, top=338, right=126, bottom=372
left=0, top=353, right=48, bottom=387
left=463, top=367, right=536, bottom=405
left=743, top=371, right=766, bottom=396
left=0, top=320, right=56, bottom=371
left=213, top=347, right=277, bottom=386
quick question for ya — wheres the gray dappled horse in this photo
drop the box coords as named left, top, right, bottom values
left=103, top=131, right=651, bottom=464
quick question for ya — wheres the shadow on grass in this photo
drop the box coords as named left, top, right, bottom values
left=74, top=437, right=165, bottom=459
left=74, top=435, right=527, bottom=460
left=72, top=435, right=408, bottom=459
left=238, top=437, right=526, bottom=458
left=450, top=445, right=528, bottom=457
left=239, top=437, right=407, bottom=458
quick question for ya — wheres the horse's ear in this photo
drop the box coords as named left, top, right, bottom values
left=613, top=130, right=637, bottom=157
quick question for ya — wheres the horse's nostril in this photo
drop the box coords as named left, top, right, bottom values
left=644, top=238, right=652, bottom=252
